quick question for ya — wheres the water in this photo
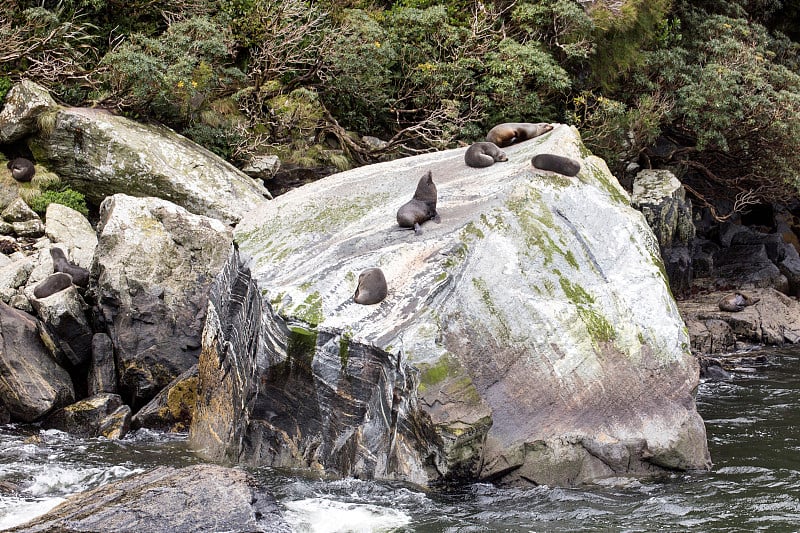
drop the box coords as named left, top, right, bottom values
left=1, top=349, right=799, bottom=532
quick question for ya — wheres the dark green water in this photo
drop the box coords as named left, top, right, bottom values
left=1, top=349, right=799, bottom=531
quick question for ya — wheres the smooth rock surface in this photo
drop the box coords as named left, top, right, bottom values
left=29, top=106, right=271, bottom=225
left=44, top=203, right=97, bottom=269
left=0, top=80, right=58, bottom=143
left=193, top=125, right=710, bottom=486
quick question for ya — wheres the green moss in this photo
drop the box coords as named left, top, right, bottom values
left=557, top=272, right=594, bottom=305
left=564, top=250, right=579, bottom=270
left=461, top=221, right=484, bottom=241
left=435, top=272, right=448, bottom=283
left=339, top=330, right=352, bottom=369
left=293, top=291, right=323, bottom=326
left=583, top=163, right=628, bottom=205
left=472, top=277, right=511, bottom=341
left=443, top=242, right=468, bottom=269
left=577, top=308, right=616, bottom=342
left=506, top=188, right=570, bottom=266
left=287, top=326, right=317, bottom=369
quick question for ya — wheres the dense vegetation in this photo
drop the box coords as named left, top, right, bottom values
left=2, top=0, right=800, bottom=217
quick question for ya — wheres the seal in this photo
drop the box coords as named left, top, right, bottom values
left=354, top=267, right=388, bottom=305
left=6, top=158, right=35, bottom=182
left=396, top=170, right=440, bottom=235
left=50, top=247, right=90, bottom=288
left=464, top=142, right=508, bottom=168
left=485, top=123, right=554, bottom=148
left=33, top=272, right=74, bottom=299
left=718, top=292, right=760, bottom=312
left=531, top=153, right=581, bottom=177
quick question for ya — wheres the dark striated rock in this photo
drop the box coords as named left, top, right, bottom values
left=6, top=464, right=291, bottom=533
left=91, top=194, right=233, bottom=409
left=0, top=302, right=75, bottom=421
left=96, top=404, right=132, bottom=439
left=713, top=244, right=785, bottom=289
left=87, top=333, right=116, bottom=395
left=133, top=365, right=198, bottom=432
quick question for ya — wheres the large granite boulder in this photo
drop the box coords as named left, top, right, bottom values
left=191, top=125, right=711, bottom=487
left=29, top=284, right=93, bottom=367
left=28, top=104, right=271, bottom=225
left=91, top=194, right=233, bottom=409
left=6, top=464, right=290, bottom=533
left=0, top=79, right=58, bottom=143
left=0, top=302, right=74, bottom=421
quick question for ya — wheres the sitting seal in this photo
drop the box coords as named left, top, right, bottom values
left=354, top=268, right=388, bottom=305
left=50, top=247, right=90, bottom=288
left=531, top=153, right=581, bottom=177
left=33, top=272, right=74, bottom=299
left=465, top=142, right=508, bottom=168
left=485, top=123, right=554, bottom=148
left=718, top=292, right=760, bottom=312
left=396, top=170, right=440, bottom=235
left=6, top=158, right=35, bottom=182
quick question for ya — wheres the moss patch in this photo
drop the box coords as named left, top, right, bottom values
left=287, top=325, right=317, bottom=371
left=293, top=291, right=323, bottom=326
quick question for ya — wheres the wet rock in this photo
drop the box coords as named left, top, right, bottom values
left=97, top=404, right=132, bottom=439
left=6, top=464, right=291, bottom=533
left=42, top=393, right=128, bottom=438
left=91, top=194, right=233, bottom=409
left=713, top=244, right=785, bottom=289
left=132, top=365, right=197, bottom=432
left=0, top=302, right=75, bottom=421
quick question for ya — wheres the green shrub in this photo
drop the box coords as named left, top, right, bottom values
left=27, top=187, right=89, bottom=217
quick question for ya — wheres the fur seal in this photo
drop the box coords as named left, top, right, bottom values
left=465, top=142, right=508, bottom=168
left=33, top=272, right=74, bottom=299
left=396, top=170, right=440, bottom=235
left=6, top=158, right=35, bottom=182
left=50, top=247, right=89, bottom=288
left=531, top=153, right=581, bottom=177
left=354, top=268, right=388, bottom=305
left=485, top=123, right=554, bottom=148
left=718, top=292, right=760, bottom=312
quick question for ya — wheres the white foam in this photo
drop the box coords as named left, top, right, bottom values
left=283, top=497, right=412, bottom=532
left=0, top=496, right=65, bottom=529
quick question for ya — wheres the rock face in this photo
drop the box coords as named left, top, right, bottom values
left=0, top=302, right=74, bottom=421
left=632, top=169, right=695, bottom=297
left=28, top=106, right=271, bottom=225
left=192, top=125, right=710, bottom=487
left=6, top=464, right=290, bottom=533
left=91, top=194, right=234, bottom=409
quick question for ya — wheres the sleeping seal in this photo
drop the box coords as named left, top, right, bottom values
left=396, top=170, right=440, bottom=235
left=531, top=153, right=582, bottom=177
left=486, top=123, right=553, bottom=148
left=354, top=268, right=388, bottom=305
left=465, top=142, right=508, bottom=168
left=33, top=272, right=74, bottom=299
left=718, top=292, right=760, bottom=312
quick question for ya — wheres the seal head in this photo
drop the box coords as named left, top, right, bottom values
left=354, top=268, right=388, bottom=305
left=486, top=123, right=554, bottom=148
left=396, top=170, right=440, bottom=235
left=531, top=153, right=581, bottom=177
left=465, top=142, right=508, bottom=168
left=50, top=247, right=90, bottom=288
left=7, top=158, right=35, bottom=182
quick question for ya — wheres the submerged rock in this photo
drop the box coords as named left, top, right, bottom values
left=6, top=464, right=290, bottom=533
left=192, top=125, right=711, bottom=487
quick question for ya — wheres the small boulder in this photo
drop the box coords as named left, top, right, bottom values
left=45, top=203, right=98, bottom=269
left=42, top=393, right=128, bottom=438
left=0, top=80, right=58, bottom=143
left=132, top=365, right=198, bottom=432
